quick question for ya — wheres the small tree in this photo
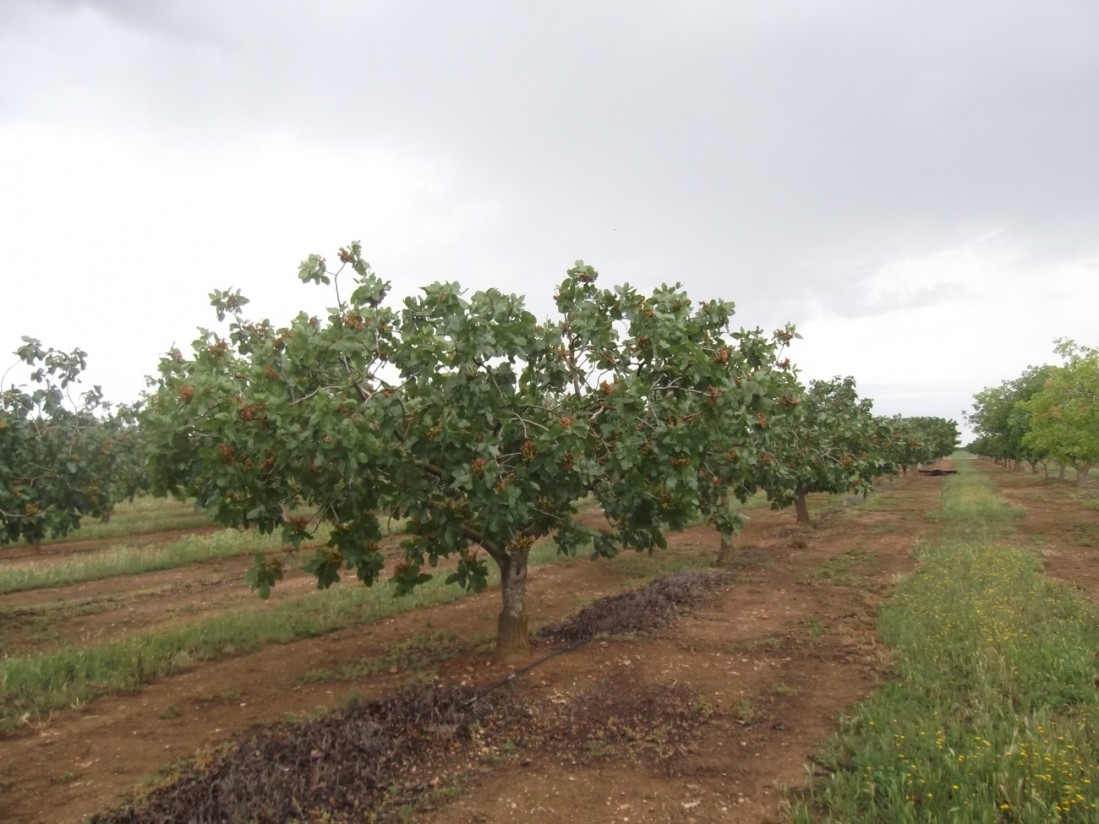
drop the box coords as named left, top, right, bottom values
left=0, top=339, right=117, bottom=547
left=1022, top=341, right=1099, bottom=487
left=903, top=416, right=960, bottom=465
left=757, top=376, right=891, bottom=524
left=143, top=244, right=796, bottom=659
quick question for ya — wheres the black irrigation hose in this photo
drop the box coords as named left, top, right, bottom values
left=464, top=637, right=592, bottom=706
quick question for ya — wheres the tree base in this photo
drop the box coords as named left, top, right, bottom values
left=794, top=492, right=811, bottom=524
left=714, top=535, right=735, bottom=568
left=494, top=611, right=530, bottom=661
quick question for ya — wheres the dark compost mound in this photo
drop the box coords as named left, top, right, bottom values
left=90, top=684, right=513, bottom=824
left=536, top=569, right=727, bottom=643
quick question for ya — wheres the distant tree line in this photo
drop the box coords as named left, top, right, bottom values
left=967, top=340, right=1099, bottom=485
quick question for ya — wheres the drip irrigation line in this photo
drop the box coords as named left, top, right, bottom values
left=464, top=637, right=592, bottom=706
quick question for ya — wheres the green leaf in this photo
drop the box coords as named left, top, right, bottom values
left=244, top=553, right=284, bottom=599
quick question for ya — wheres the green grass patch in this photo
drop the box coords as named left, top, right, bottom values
left=798, top=548, right=874, bottom=587
left=791, top=459, right=1099, bottom=822
left=0, top=529, right=318, bottom=595
left=857, top=492, right=913, bottom=513
left=610, top=540, right=719, bottom=582
left=296, top=628, right=477, bottom=684
left=735, top=490, right=773, bottom=512
left=927, top=464, right=1027, bottom=540
left=3, top=497, right=217, bottom=549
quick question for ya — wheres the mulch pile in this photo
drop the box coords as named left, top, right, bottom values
left=536, top=569, right=728, bottom=643
left=91, top=569, right=726, bottom=823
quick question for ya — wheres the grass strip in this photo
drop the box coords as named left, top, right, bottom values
left=0, top=530, right=304, bottom=595
left=0, top=538, right=715, bottom=732
left=2, top=497, right=217, bottom=549
left=792, top=459, right=1099, bottom=822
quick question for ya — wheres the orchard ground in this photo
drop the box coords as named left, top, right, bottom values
left=0, top=458, right=1097, bottom=822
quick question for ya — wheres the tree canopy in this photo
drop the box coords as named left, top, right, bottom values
left=1021, top=341, right=1099, bottom=486
left=142, top=243, right=798, bottom=658
left=0, top=338, right=142, bottom=546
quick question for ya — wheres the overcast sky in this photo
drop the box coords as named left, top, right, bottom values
left=3, top=1, right=1098, bottom=439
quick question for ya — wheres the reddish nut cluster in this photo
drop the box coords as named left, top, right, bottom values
left=507, top=533, right=536, bottom=552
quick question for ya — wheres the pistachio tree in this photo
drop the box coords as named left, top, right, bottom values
left=896, top=415, right=960, bottom=469
left=0, top=339, right=117, bottom=547
left=756, top=375, right=891, bottom=523
left=143, top=244, right=795, bottom=658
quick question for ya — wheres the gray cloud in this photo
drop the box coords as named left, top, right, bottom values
left=2, top=1, right=1098, bottom=409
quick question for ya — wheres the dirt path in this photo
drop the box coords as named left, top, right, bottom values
left=425, top=480, right=938, bottom=824
left=0, top=474, right=948, bottom=824
left=978, top=458, right=1099, bottom=602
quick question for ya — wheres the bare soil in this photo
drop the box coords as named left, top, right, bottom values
left=0, top=464, right=1006, bottom=824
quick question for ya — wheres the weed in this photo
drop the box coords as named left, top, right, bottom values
left=798, top=549, right=874, bottom=587
left=737, top=634, right=784, bottom=653
left=791, top=617, right=825, bottom=644
left=690, top=697, right=716, bottom=717
left=733, top=698, right=760, bottom=725
left=297, top=629, right=472, bottom=684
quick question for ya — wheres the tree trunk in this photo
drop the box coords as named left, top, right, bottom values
left=715, top=533, right=735, bottom=567
left=1059, top=465, right=1067, bottom=480
left=494, top=550, right=531, bottom=661
left=1076, top=464, right=1094, bottom=488
left=794, top=489, right=810, bottom=524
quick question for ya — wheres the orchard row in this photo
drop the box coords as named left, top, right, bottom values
left=2, top=244, right=958, bottom=657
